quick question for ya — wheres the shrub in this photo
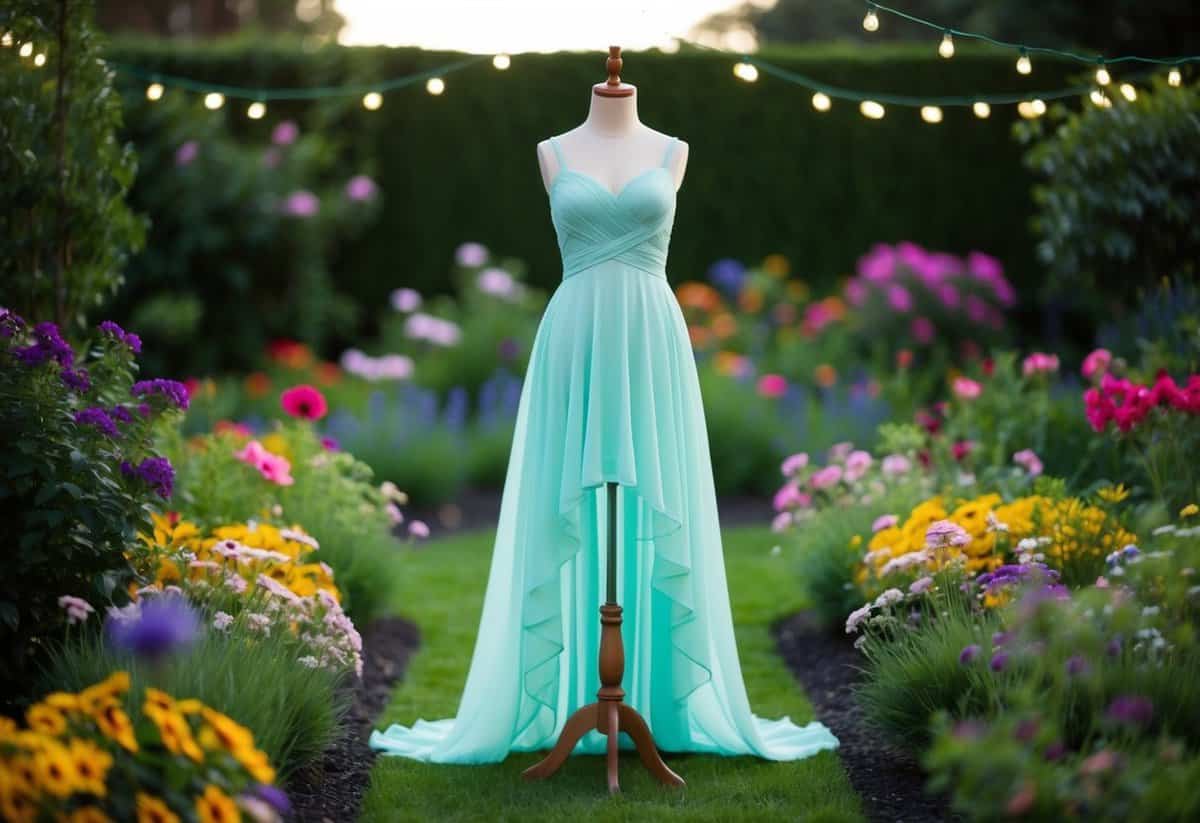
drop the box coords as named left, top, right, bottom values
left=0, top=312, right=181, bottom=705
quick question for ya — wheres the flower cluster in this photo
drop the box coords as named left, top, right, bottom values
left=339, top=349, right=415, bottom=381
left=0, top=672, right=286, bottom=823
left=97, top=320, right=142, bottom=354
left=120, top=457, right=176, bottom=500
left=131, top=379, right=190, bottom=411
left=235, top=441, right=295, bottom=486
left=1084, top=371, right=1200, bottom=433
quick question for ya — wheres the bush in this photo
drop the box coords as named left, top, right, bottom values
left=1018, top=78, right=1200, bottom=314
left=0, top=312, right=182, bottom=705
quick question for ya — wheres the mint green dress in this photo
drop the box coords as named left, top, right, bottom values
left=369, top=136, right=838, bottom=763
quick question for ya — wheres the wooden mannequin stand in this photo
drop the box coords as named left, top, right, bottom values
left=522, top=482, right=685, bottom=793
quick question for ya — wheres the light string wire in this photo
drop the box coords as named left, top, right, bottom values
left=868, top=1, right=1200, bottom=67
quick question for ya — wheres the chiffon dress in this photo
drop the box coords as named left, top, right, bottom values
left=369, top=135, right=839, bottom=763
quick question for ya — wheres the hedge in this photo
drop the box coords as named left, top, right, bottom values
left=106, top=37, right=1080, bottom=319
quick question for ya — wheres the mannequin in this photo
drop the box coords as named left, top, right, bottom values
left=536, top=53, right=688, bottom=196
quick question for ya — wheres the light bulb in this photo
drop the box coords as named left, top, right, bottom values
left=426, top=77, right=445, bottom=95
left=860, top=100, right=885, bottom=119
left=1016, top=51, right=1032, bottom=75
left=1095, top=66, right=1111, bottom=86
left=362, top=91, right=383, bottom=110
left=1, top=32, right=12, bottom=47
left=19, top=41, right=33, bottom=57
left=247, top=101, right=266, bottom=119
left=1032, top=98, right=1046, bottom=115
left=1017, top=99, right=1045, bottom=119
left=939, top=32, right=955, bottom=59
left=920, top=105, right=943, bottom=123
left=1168, top=68, right=1182, bottom=87
left=972, top=101, right=991, bottom=118
left=1090, top=89, right=1111, bottom=108
left=811, top=92, right=831, bottom=112
left=33, top=52, right=45, bottom=67
left=733, top=61, right=759, bottom=82
left=146, top=82, right=164, bottom=101
left=492, top=53, right=510, bottom=70
left=204, top=92, right=225, bottom=110
left=1119, top=82, right=1136, bottom=101
left=862, top=8, right=879, bottom=32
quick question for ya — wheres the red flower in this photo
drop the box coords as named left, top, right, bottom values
left=280, top=384, right=328, bottom=421
left=952, top=440, right=975, bottom=462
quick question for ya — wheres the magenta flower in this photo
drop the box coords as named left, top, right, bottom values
left=844, top=278, right=868, bottom=306
left=952, top=377, right=982, bottom=400
left=282, top=190, right=319, bottom=218
left=886, top=284, right=913, bottom=313
left=936, top=283, right=960, bottom=308
left=926, top=519, right=970, bottom=549
left=235, top=440, right=295, bottom=486
left=1106, top=695, right=1153, bottom=727
left=175, top=140, right=199, bottom=167
left=1022, top=352, right=1060, bottom=377
left=810, top=464, right=843, bottom=490
left=1082, top=348, right=1112, bottom=380
left=345, top=174, right=379, bottom=202
left=389, top=287, right=422, bottom=313
left=773, top=482, right=808, bottom=511
left=965, top=294, right=989, bottom=324
left=856, top=244, right=896, bottom=282
left=272, top=119, right=299, bottom=146
left=756, top=373, right=787, bottom=398
left=780, top=452, right=809, bottom=477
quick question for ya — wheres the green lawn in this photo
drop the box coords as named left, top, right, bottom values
left=359, top=526, right=863, bottom=822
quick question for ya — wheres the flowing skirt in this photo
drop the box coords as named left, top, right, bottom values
left=369, top=261, right=838, bottom=763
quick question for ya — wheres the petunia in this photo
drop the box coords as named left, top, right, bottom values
left=280, top=384, right=328, bottom=421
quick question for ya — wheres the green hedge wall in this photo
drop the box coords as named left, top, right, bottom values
left=107, top=38, right=1078, bottom=314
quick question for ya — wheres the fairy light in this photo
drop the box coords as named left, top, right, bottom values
left=1, top=32, right=13, bottom=47
left=733, top=61, right=759, bottom=82
left=146, top=82, right=164, bottom=101
left=862, top=5, right=879, bottom=32
left=1090, top=88, right=1112, bottom=108
left=1168, top=68, right=1182, bottom=87
left=938, top=31, right=955, bottom=59
left=1017, top=98, right=1045, bottom=119
left=860, top=100, right=885, bottom=119
left=426, top=77, right=445, bottom=95
left=362, top=91, right=383, bottom=110
left=1016, top=49, right=1032, bottom=75
left=811, top=91, right=831, bottom=111
left=33, top=52, right=46, bottom=67
left=920, top=105, right=943, bottom=123
left=203, top=92, right=224, bottom=110
left=247, top=101, right=266, bottom=119
left=1095, top=64, right=1111, bottom=86
left=492, top=53, right=511, bottom=70
left=19, top=41, right=33, bottom=57
left=1119, top=82, right=1137, bottom=101
left=972, top=101, right=991, bottom=118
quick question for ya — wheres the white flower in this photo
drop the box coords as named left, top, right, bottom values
left=1153, top=524, right=1178, bottom=536
left=213, top=611, right=234, bottom=632
left=880, top=550, right=929, bottom=577
left=1017, top=537, right=1040, bottom=552
left=299, top=656, right=319, bottom=668
left=986, top=512, right=1010, bottom=533
left=874, top=588, right=905, bottom=608
left=280, top=528, right=320, bottom=550
left=845, top=604, right=872, bottom=634
left=246, top=613, right=271, bottom=635
left=1142, top=606, right=1160, bottom=617
left=57, top=595, right=94, bottom=625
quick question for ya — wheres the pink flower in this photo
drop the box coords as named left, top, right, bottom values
left=455, top=242, right=488, bottom=267
left=925, top=519, right=970, bottom=549
left=175, top=140, right=199, bottom=167
left=235, top=441, right=295, bottom=486
left=1013, top=448, right=1043, bottom=477
left=280, top=384, right=328, bottom=421
left=1082, top=348, right=1112, bottom=380
left=282, top=190, right=319, bottom=218
left=1022, top=352, right=1060, bottom=377
left=829, top=442, right=854, bottom=462
left=272, top=120, right=299, bottom=146
left=780, top=452, right=809, bottom=477
left=385, top=502, right=404, bottom=525
left=408, top=520, right=430, bottom=539
left=844, top=450, right=873, bottom=482
left=1095, top=576, right=1110, bottom=588
left=773, top=482, right=807, bottom=512
left=345, top=174, right=379, bottom=202
left=881, top=454, right=911, bottom=477
left=886, top=284, right=913, bottom=313
left=909, top=576, right=934, bottom=595
left=389, top=288, right=422, bottom=312
left=873, top=514, right=899, bottom=532
left=771, top=511, right=793, bottom=533
left=936, top=283, right=960, bottom=308
left=857, top=244, right=896, bottom=282
left=810, top=464, right=843, bottom=490
left=58, top=595, right=94, bottom=625
left=910, top=316, right=935, bottom=344
left=844, top=278, right=868, bottom=306
left=757, top=374, right=788, bottom=398
left=952, top=377, right=982, bottom=400
left=477, top=268, right=518, bottom=298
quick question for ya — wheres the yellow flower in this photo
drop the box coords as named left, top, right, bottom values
left=67, top=738, right=113, bottom=796
left=0, top=716, right=17, bottom=739
left=6, top=753, right=39, bottom=787
left=762, top=253, right=790, bottom=277
left=237, top=747, right=276, bottom=784
left=137, top=792, right=182, bottom=823
left=146, top=706, right=204, bottom=763
left=1181, top=503, right=1199, bottom=518
left=196, top=784, right=241, bottom=823
left=65, top=806, right=115, bottom=823
left=33, top=740, right=77, bottom=797
left=175, top=699, right=204, bottom=715
left=42, top=692, right=80, bottom=714
left=849, top=535, right=863, bottom=549
left=1097, top=484, right=1130, bottom=503
left=260, top=432, right=292, bottom=463
left=25, top=703, right=67, bottom=736
left=198, top=708, right=255, bottom=754
left=78, top=672, right=130, bottom=714
left=0, top=774, right=37, bottom=823
left=144, top=688, right=175, bottom=714
left=90, top=700, right=138, bottom=753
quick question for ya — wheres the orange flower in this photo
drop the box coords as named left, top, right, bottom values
left=814, top=364, right=838, bottom=388
left=687, top=325, right=714, bottom=348
left=711, top=313, right=738, bottom=339
left=738, top=287, right=764, bottom=314
left=676, top=282, right=722, bottom=312
left=244, top=372, right=271, bottom=398
left=315, top=361, right=342, bottom=385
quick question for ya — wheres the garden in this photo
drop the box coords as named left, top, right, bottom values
left=2, top=0, right=1200, bottom=821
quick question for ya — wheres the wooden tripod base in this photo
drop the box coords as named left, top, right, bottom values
left=521, top=602, right=685, bottom=793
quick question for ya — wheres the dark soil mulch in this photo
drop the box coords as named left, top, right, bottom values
left=773, top=611, right=958, bottom=823
left=287, top=616, right=420, bottom=823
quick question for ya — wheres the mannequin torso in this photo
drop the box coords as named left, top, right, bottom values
left=537, top=85, right=688, bottom=195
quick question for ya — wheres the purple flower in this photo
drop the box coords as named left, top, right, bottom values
left=454, top=242, right=488, bottom=267
left=320, top=435, right=340, bottom=451
left=105, top=596, right=198, bottom=659
left=282, top=190, right=319, bottom=218
left=61, top=368, right=91, bottom=393
left=272, top=120, right=299, bottom=146
left=175, top=140, right=199, bottom=167
left=1106, top=695, right=1153, bottom=727
left=886, top=284, right=913, bottom=313
left=707, top=258, right=746, bottom=294
left=992, top=631, right=1011, bottom=647
left=98, top=320, right=143, bottom=354
left=74, top=407, right=118, bottom=437
left=497, top=337, right=521, bottom=361
left=111, top=405, right=134, bottom=424
left=990, top=651, right=1010, bottom=672
left=13, top=322, right=73, bottom=367
left=1106, top=636, right=1123, bottom=657
left=345, top=174, right=378, bottom=202
left=131, top=378, right=190, bottom=410
left=121, top=456, right=175, bottom=499
left=247, top=784, right=291, bottom=816
left=959, top=644, right=981, bottom=665
left=0, top=307, right=26, bottom=337
left=1066, top=655, right=1090, bottom=676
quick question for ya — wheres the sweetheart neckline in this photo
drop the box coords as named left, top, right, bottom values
left=550, top=166, right=674, bottom=200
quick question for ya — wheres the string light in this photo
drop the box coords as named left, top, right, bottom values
left=972, top=101, right=991, bottom=118
left=19, top=41, right=33, bottom=58
left=860, top=100, right=885, bottom=119
left=33, top=52, right=46, bottom=67
left=1095, top=63, right=1111, bottom=86
left=247, top=101, right=266, bottom=119
left=362, top=91, right=383, bottom=110
left=146, top=82, right=164, bottom=101
left=1089, top=88, right=1112, bottom=108
left=938, top=31, right=955, bottom=59
left=425, top=77, right=445, bottom=95
left=733, top=61, right=759, bottom=82
left=492, top=53, right=511, bottom=70
left=1016, top=49, right=1032, bottom=75
left=1168, top=68, right=1182, bottom=87
left=862, top=5, right=880, bottom=32
left=920, top=105, right=943, bottom=123
left=811, top=91, right=831, bottom=111
left=1, top=32, right=13, bottom=47
left=203, top=92, right=224, bottom=110
left=1119, top=82, right=1137, bottom=101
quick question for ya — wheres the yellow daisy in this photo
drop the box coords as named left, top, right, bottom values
left=196, top=784, right=241, bottom=823
left=137, top=792, right=182, bottom=823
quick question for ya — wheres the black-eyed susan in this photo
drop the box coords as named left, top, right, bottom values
left=235, top=746, right=276, bottom=784
left=68, top=738, right=113, bottom=796
left=32, top=740, right=77, bottom=797
left=65, top=805, right=115, bottom=823
left=0, top=778, right=37, bottom=823
left=195, top=784, right=240, bottom=823
left=90, top=701, right=138, bottom=753
left=79, top=672, right=130, bottom=713
left=42, top=692, right=80, bottom=714
left=143, top=687, right=175, bottom=715
left=136, top=792, right=182, bottom=823
left=147, top=706, right=204, bottom=763
left=197, top=709, right=254, bottom=754
left=24, top=703, right=66, bottom=736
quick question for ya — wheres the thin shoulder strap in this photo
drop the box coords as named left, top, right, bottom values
left=549, top=136, right=567, bottom=171
left=660, top=136, right=679, bottom=168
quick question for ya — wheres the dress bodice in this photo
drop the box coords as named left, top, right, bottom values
left=547, top=136, right=679, bottom=281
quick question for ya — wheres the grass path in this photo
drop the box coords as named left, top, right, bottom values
left=359, top=526, right=863, bottom=822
